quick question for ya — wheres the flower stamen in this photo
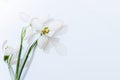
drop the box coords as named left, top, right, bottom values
left=41, top=27, right=50, bottom=35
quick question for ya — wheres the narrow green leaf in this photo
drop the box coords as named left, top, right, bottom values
left=15, top=27, right=26, bottom=80
left=18, top=40, right=37, bottom=80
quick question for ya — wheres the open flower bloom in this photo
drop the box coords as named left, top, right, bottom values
left=25, top=16, right=67, bottom=55
left=2, top=40, right=19, bottom=65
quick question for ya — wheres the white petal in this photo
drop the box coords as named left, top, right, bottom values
left=2, top=40, right=18, bottom=56
left=25, top=27, right=38, bottom=44
left=42, top=40, right=52, bottom=54
left=30, top=15, right=50, bottom=30
left=30, top=18, right=43, bottom=30
left=27, top=33, right=38, bottom=44
left=50, top=37, right=67, bottom=56
left=4, top=46, right=15, bottom=55
left=42, top=37, right=58, bottom=54
left=2, top=40, right=18, bottom=64
left=2, top=40, right=7, bottom=51
left=45, top=20, right=63, bottom=36
left=9, top=50, right=18, bottom=65
left=24, top=27, right=34, bottom=40
left=53, top=25, right=68, bottom=37
left=38, top=36, right=49, bottom=49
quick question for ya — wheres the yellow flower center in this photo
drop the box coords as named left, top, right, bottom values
left=41, top=27, right=50, bottom=35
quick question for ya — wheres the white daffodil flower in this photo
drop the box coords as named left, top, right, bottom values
left=25, top=17, right=67, bottom=55
left=2, top=40, right=18, bottom=64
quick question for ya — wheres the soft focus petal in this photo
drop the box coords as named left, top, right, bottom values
left=25, top=27, right=38, bottom=44
left=27, top=33, right=37, bottom=45
left=24, top=27, right=34, bottom=40
left=27, top=33, right=37, bottom=44
left=42, top=40, right=52, bottom=54
left=37, top=36, right=49, bottom=49
left=53, top=25, right=68, bottom=37
left=42, top=37, right=58, bottom=54
left=30, top=15, right=50, bottom=30
left=50, top=37, right=67, bottom=56
left=4, top=47, right=15, bottom=55
left=30, top=18, right=43, bottom=30
left=2, top=40, right=7, bottom=51
left=46, top=20, right=63, bottom=31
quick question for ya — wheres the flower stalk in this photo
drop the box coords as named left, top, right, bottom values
left=18, top=40, right=37, bottom=80
left=15, top=28, right=26, bottom=80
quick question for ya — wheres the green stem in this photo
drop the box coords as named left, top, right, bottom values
left=18, top=40, right=37, bottom=80
left=15, top=39, right=23, bottom=80
left=22, top=43, right=37, bottom=80
left=15, top=28, right=26, bottom=80
left=8, top=64, right=14, bottom=80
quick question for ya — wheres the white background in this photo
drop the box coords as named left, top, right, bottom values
left=0, top=0, right=120, bottom=80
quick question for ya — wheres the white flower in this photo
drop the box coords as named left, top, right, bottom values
left=25, top=17, right=67, bottom=55
left=2, top=40, right=32, bottom=66
left=2, top=40, right=18, bottom=64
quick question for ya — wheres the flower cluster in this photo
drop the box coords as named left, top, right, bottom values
left=2, top=15, right=66, bottom=80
